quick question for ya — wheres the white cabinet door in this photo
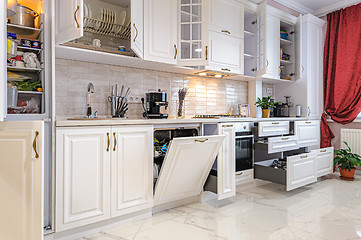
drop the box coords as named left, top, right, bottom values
left=208, top=31, right=244, bottom=74
left=268, top=135, right=299, bottom=154
left=56, top=127, right=111, bottom=232
left=258, top=121, right=289, bottom=137
left=0, top=121, right=43, bottom=240
left=144, top=0, right=177, bottom=64
left=131, top=0, right=144, bottom=58
left=294, top=15, right=303, bottom=81
left=178, top=0, right=209, bottom=66
left=209, top=0, right=244, bottom=39
left=111, top=126, right=153, bottom=218
left=55, top=0, right=83, bottom=45
left=217, top=124, right=236, bottom=200
left=154, top=135, right=224, bottom=206
left=287, top=152, right=317, bottom=191
left=264, top=13, right=280, bottom=79
left=294, top=120, right=320, bottom=148
left=312, top=147, right=334, bottom=177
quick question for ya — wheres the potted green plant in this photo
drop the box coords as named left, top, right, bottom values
left=334, top=141, right=361, bottom=180
left=255, top=96, right=279, bottom=118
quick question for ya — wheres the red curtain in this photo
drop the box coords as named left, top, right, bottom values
left=321, top=3, right=361, bottom=148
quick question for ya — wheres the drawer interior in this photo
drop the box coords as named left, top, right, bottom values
left=254, top=159, right=286, bottom=186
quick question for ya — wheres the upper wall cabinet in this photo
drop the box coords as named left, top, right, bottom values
left=209, top=0, right=244, bottom=39
left=256, top=3, right=302, bottom=82
left=177, top=0, right=210, bottom=66
left=55, top=0, right=144, bottom=58
left=143, top=0, right=177, bottom=64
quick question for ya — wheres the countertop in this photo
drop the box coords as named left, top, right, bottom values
left=56, top=116, right=309, bottom=127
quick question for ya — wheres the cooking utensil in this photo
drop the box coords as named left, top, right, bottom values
left=9, top=4, right=39, bottom=28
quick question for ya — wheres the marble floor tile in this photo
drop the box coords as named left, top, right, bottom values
left=84, top=174, right=361, bottom=240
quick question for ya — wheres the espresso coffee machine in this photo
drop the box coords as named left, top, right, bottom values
left=142, top=89, right=169, bottom=119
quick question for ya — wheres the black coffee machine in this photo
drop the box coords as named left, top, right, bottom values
left=142, top=89, right=169, bottom=119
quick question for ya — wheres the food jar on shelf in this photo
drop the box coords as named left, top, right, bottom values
left=7, top=32, right=17, bottom=58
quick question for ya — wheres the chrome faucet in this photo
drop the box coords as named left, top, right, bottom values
left=86, top=83, right=94, bottom=118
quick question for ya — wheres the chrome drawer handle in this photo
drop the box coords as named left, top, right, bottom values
left=195, top=138, right=208, bottom=143
left=300, top=155, right=308, bottom=159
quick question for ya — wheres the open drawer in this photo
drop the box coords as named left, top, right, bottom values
left=312, top=147, right=334, bottom=177
left=258, top=121, right=290, bottom=137
left=268, top=135, right=299, bottom=153
left=154, top=135, right=224, bottom=206
left=254, top=152, right=317, bottom=191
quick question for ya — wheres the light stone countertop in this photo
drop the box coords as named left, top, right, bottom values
left=56, top=116, right=309, bottom=127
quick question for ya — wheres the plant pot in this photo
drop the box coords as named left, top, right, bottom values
left=338, top=167, right=356, bottom=179
left=262, top=109, right=270, bottom=118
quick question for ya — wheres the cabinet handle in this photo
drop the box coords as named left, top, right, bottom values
left=222, top=125, right=233, bottom=128
left=33, top=131, right=39, bottom=159
left=266, top=59, right=269, bottom=68
left=300, top=155, right=308, bottom=159
left=301, top=64, right=305, bottom=73
left=205, top=46, right=208, bottom=60
left=281, top=137, right=289, bottom=140
left=320, top=149, right=327, bottom=152
left=74, top=5, right=80, bottom=28
left=272, top=122, right=279, bottom=125
left=113, top=132, right=117, bottom=151
left=251, top=19, right=257, bottom=25
left=107, top=132, right=110, bottom=152
left=221, top=68, right=231, bottom=71
left=308, top=106, right=311, bottom=117
left=221, top=30, right=231, bottom=34
left=174, top=44, right=178, bottom=59
left=236, top=172, right=243, bottom=176
left=305, top=121, right=312, bottom=124
left=195, top=138, right=208, bottom=143
left=251, top=67, right=257, bottom=72
left=133, top=23, right=138, bottom=42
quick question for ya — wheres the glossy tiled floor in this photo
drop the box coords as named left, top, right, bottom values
left=82, top=174, right=361, bottom=240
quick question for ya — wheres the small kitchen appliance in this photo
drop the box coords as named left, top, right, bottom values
left=274, top=96, right=292, bottom=117
left=142, top=89, right=169, bottom=119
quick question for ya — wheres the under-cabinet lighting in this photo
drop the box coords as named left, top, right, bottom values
left=198, top=72, right=207, bottom=76
left=7, top=0, right=17, bottom=17
left=215, top=74, right=222, bottom=78
left=194, top=48, right=202, bottom=52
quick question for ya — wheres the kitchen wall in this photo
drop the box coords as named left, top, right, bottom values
left=55, top=58, right=248, bottom=119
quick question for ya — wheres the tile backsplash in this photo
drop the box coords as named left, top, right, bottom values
left=55, top=58, right=248, bottom=118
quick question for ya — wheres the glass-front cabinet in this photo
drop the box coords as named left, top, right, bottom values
left=178, top=0, right=209, bottom=66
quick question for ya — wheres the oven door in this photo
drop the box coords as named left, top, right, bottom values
left=235, top=134, right=253, bottom=171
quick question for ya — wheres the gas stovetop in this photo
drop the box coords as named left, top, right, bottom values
left=193, top=114, right=246, bottom=119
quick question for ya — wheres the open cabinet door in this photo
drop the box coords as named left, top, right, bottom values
left=154, top=135, right=224, bottom=206
left=256, top=3, right=266, bottom=77
left=294, top=15, right=303, bottom=80
left=131, top=0, right=144, bottom=58
left=55, top=0, right=83, bottom=45
left=0, top=121, right=44, bottom=240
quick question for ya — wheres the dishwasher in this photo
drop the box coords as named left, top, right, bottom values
left=152, top=125, right=224, bottom=207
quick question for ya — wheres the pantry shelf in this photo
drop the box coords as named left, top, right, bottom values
left=7, top=66, right=43, bottom=73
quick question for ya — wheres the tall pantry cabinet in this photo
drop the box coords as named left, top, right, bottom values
left=1, top=0, right=53, bottom=238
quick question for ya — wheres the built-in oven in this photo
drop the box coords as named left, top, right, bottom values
left=235, top=123, right=254, bottom=172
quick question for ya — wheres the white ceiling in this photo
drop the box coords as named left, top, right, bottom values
left=251, top=0, right=361, bottom=16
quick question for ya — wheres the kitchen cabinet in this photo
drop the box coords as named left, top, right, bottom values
left=294, top=120, right=320, bottom=148
left=243, top=6, right=258, bottom=78
left=209, top=0, right=244, bottom=39
left=111, top=126, right=153, bottom=218
left=268, top=135, right=299, bottom=154
left=56, top=127, right=111, bottom=232
left=257, top=121, right=290, bottom=137
left=178, top=0, right=209, bottom=66
left=144, top=0, right=177, bottom=64
left=254, top=151, right=317, bottom=191
left=312, top=147, right=334, bottom=178
left=256, top=3, right=302, bottom=81
left=0, top=121, right=43, bottom=240
left=275, top=15, right=325, bottom=119
left=56, top=126, right=153, bottom=232
left=154, top=135, right=224, bottom=205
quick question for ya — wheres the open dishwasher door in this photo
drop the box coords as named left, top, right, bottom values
left=154, top=135, right=224, bottom=206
